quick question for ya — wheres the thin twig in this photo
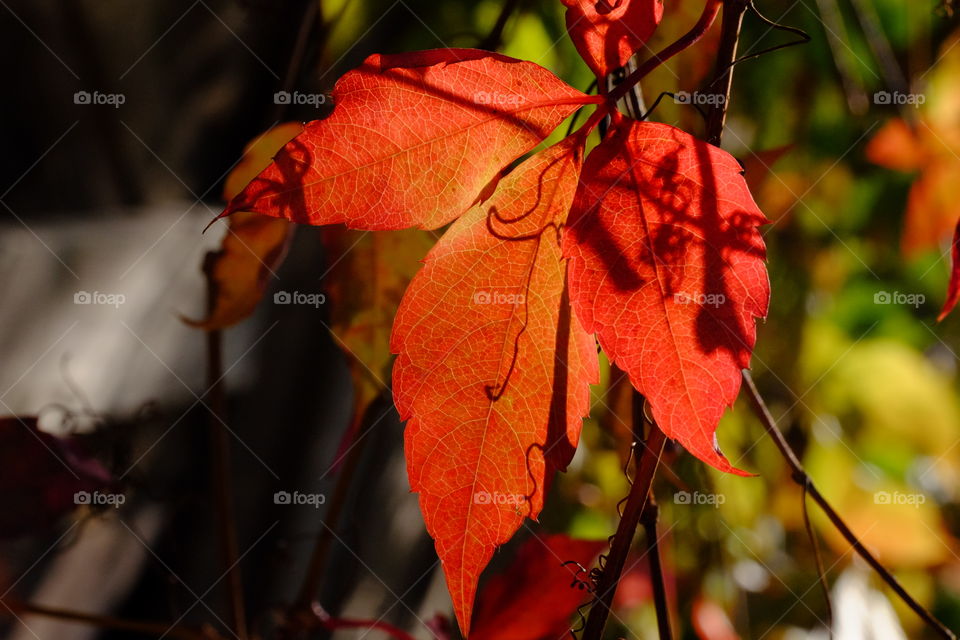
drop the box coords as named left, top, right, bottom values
left=268, top=0, right=322, bottom=123
left=800, top=481, right=834, bottom=634
left=479, top=0, right=522, bottom=51
left=705, top=0, right=749, bottom=145
left=812, top=0, right=870, bottom=115
left=203, top=254, right=247, bottom=640
left=741, top=370, right=957, bottom=640
left=291, top=414, right=370, bottom=610
left=846, top=0, right=908, bottom=94
left=640, top=498, right=672, bottom=640
left=2, top=599, right=223, bottom=640
left=582, top=394, right=666, bottom=640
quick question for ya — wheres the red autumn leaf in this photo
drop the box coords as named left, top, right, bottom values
left=470, top=534, right=605, bottom=640
left=940, top=221, right=960, bottom=321
left=187, top=122, right=302, bottom=330
left=563, top=118, right=769, bottom=475
left=562, top=0, right=665, bottom=78
left=391, top=137, right=598, bottom=633
left=220, top=49, right=595, bottom=231
left=0, top=417, right=114, bottom=538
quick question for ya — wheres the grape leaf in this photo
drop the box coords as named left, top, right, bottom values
left=187, top=123, right=301, bottom=330
left=470, top=534, right=605, bottom=640
left=391, top=137, right=598, bottom=633
left=562, top=118, right=769, bottom=475
left=561, top=0, right=665, bottom=78
left=220, top=49, right=595, bottom=231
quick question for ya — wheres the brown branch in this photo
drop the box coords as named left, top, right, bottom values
left=705, top=0, right=750, bottom=145
left=741, top=370, right=957, bottom=640
left=582, top=393, right=666, bottom=640
left=202, top=254, right=247, bottom=640
left=2, top=599, right=223, bottom=640
left=640, top=498, right=672, bottom=640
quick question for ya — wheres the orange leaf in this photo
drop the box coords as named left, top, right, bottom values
left=562, top=0, right=665, bottom=78
left=187, top=123, right=302, bottom=330
left=323, top=226, right=435, bottom=444
left=563, top=119, right=769, bottom=475
left=864, top=118, right=926, bottom=172
left=902, top=159, right=960, bottom=257
left=221, top=49, right=594, bottom=231
left=391, top=138, right=598, bottom=633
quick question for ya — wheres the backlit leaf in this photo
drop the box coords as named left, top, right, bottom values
left=391, top=138, right=598, bottom=633
left=187, top=122, right=302, bottom=330
left=563, top=118, right=769, bottom=475
left=561, top=0, right=665, bottom=78
left=221, top=49, right=595, bottom=231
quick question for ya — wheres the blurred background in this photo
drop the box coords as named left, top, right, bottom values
left=1, top=0, right=960, bottom=638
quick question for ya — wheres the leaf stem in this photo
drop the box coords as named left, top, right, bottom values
left=582, top=394, right=666, bottom=640
left=202, top=254, right=247, bottom=640
left=640, top=498, right=673, bottom=640
left=291, top=425, right=368, bottom=609
left=741, top=370, right=957, bottom=640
